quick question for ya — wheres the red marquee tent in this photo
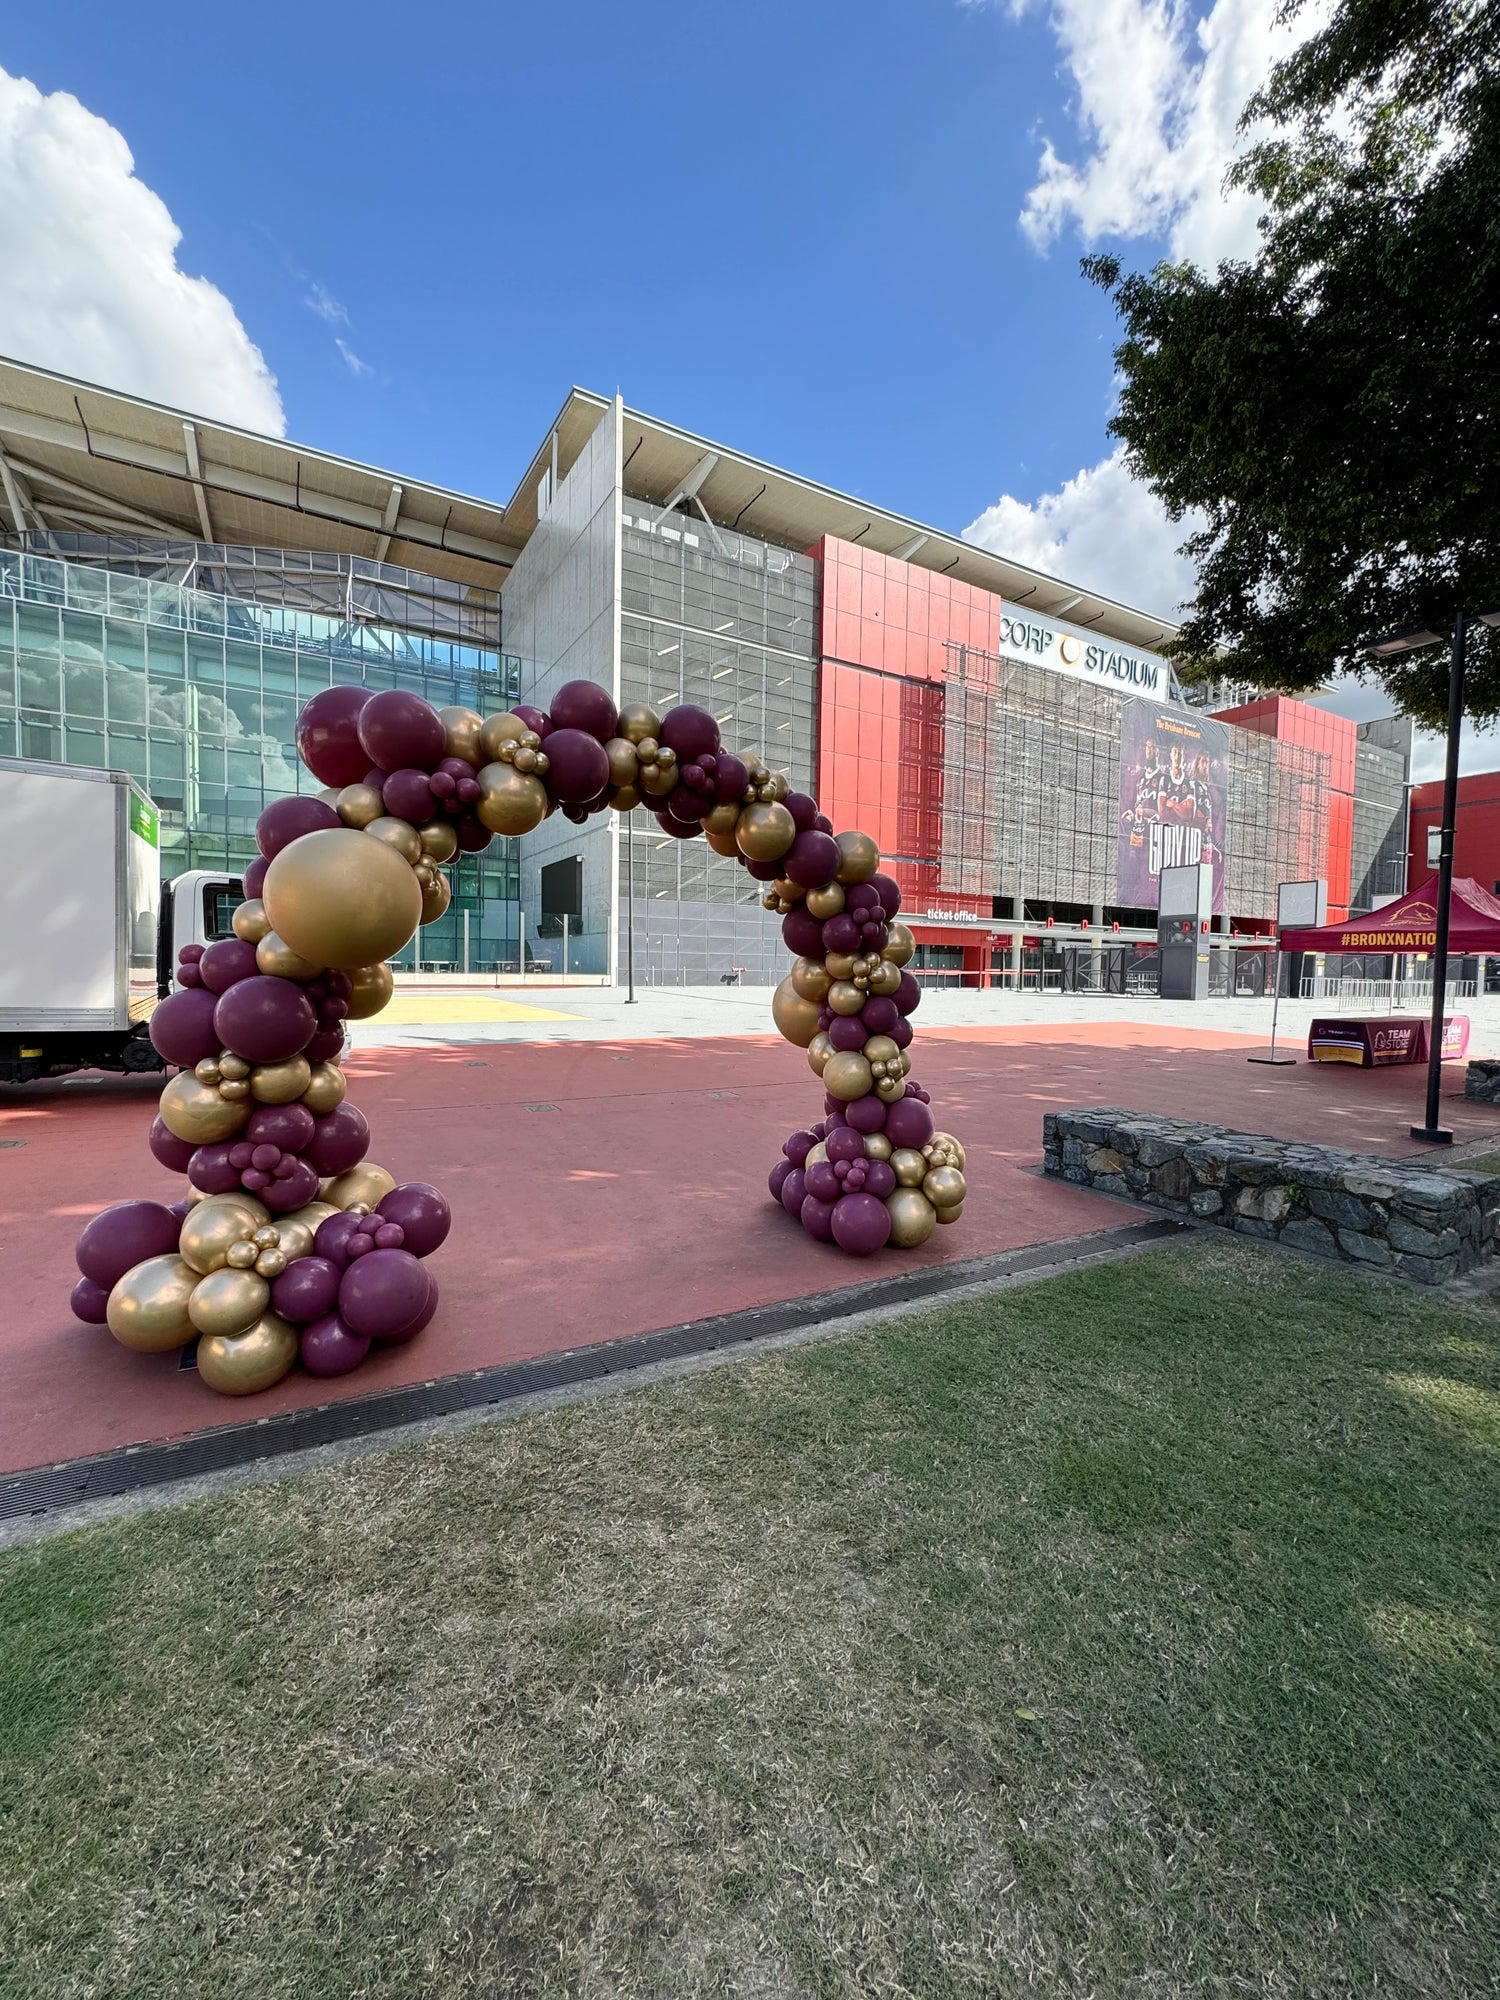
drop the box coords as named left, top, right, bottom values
left=1281, top=874, right=1500, bottom=955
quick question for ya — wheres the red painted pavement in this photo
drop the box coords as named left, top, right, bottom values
left=2, top=1021, right=1494, bottom=1475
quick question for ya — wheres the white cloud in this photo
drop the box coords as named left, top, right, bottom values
left=0, top=66, right=284, bottom=433
left=305, top=282, right=349, bottom=326
left=964, top=444, right=1197, bottom=619
left=334, top=338, right=374, bottom=379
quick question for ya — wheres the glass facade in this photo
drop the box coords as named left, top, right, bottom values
left=0, top=544, right=523, bottom=971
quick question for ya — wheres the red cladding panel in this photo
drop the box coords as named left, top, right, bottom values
left=1409, top=771, right=1500, bottom=890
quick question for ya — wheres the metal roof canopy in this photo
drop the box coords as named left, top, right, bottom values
left=0, top=354, right=522, bottom=589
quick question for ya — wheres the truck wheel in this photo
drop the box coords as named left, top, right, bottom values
left=122, top=1034, right=164, bottom=1074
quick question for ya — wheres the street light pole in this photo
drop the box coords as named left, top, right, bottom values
left=1415, top=609, right=1467, bottom=1142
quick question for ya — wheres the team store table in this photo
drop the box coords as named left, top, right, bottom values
left=1307, top=1014, right=1471, bottom=1068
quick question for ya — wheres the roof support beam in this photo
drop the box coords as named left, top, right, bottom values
left=655, top=451, right=719, bottom=526
left=6, top=454, right=184, bottom=536
left=889, top=532, right=929, bottom=563
left=182, top=422, right=215, bottom=543
left=374, top=482, right=403, bottom=562
left=0, top=444, right=32, bottom=533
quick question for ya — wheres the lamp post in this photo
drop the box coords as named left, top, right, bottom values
left=1361, top=608, right=1500, bottom=1142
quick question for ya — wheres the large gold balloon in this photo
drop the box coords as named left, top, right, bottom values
left=735, top=802, right=797, bottom=863
left=883, top=921, right=916, bottom=967
left=107, top=1255, right=198, bottom=1352
left=604, top=738, right=640, bottom=789
left=418, top=819, right=459, bottom=864
left=475, top=762, right=549, bottom=837
left=232, top=898, right=271, bottom=944
left=806, top=882, right=845, bottom=920
left=823, top=1051, right=873, bottom=1101
left=827, top=980, right=865, bottom=1017
left=439, top=705, right=486, bottom=767
left=196, top=1313, right=299, bottom=1396
left=179, top=1196, right=265, bottom=1276
left=923, top=1166, right=967, bottom=1209
left=891, top=1148, right=928, bottom=1188
left=159, top=1072, right=250, bottom=1146
left=269, top=1217, right=317, bottom=1263
left=250, top=1055, right=312, bottom=1105
left=256, top=930, right=325, bottom=981
left=618, top=702, right=661, bottom=746
left=703, top=801, right=742, bottom=838
left=835, top=831, right=880, bottom=884
left=863, top=1132, right=893, bottom=1161
left=864, top=1035, right=900, bottom=1067
left=866, top=960, right=903, bottom=997
left=790, top=956, right=831, bottom=1003
left=301, top=1061, right=346, bottom=1114
left=610, top=784, right=642, bottom=812
left=420, top=871, right=452, bottom=926
left=886, top=1189, right=938, bottom=1248
left=188, top=1267, right=270, bottom=1338
left=806, top=1030, right=834, bottom=1077
left=771, top=975, right=822, bottom=1049
left=825, top=951, right=856, bottom=981
left=346, top=962, right=395, bottom=1020
left=279, top=1200, right=339, bottom=1238
left=934, top=1201, right=964, bottom=1225
left=479, top=710, right=528, bottom=762
left=336, top=783, right=386, bottom=830
left=364, top=816, right=422, bottom=865
left=263, top=827, right=422, bottom=970
left=705, top=828, right=741, bottom=858
left=324, top=1161, right=397, bottom=1210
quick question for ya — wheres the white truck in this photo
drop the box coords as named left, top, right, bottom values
left=0, top=756, right=240, bottom=1084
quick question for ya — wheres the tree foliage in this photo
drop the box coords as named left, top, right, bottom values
left=1088, top=0, right=1500, bottom=724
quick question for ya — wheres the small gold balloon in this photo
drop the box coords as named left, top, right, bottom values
left=196, top=1313, right=299, bottom=1396
left=790, top=956, right=831, bottom=1003
left=705, top=828, right=741, bottom=857
left=417, top=820, right=459, bottom=864
left=805, top=1141, right=829, bottom=1168
left=364, top=816, right=422, bottom=865
left=218, top=1078, right=251, bottom=1103
left=875, top=1075, right=906, bottom=1102
left=891, top=1148, right=928, bottom=1188
left=824, top=952, right=856, bottom=981
left=618, top=701, right=661, bottom=745
left=272, top=1218, right=316, bottom=1262
left=866, top=960, right=903, bottom=998
left=250, top=1055, right=312, bottom=1105
left=827, top=980, right=865, bottom=1017
left=638, top=761, right=679, bottom=798
left=324, top=1161, right=397, bottom=1210
left=883, top=921, right=916, bottom=967
left=188, top=1267, right=270, bottom=1338
left=511, top=746, right=538, bottom=774
left=805, top=881, right=845, bottom=920
left=703, top=801, right=742, bottom=838
left=336, top=783, right=386, bottom=830
left=604, top=738, right=640, bottom=788
left=218, top=1053, right=250, bottom=1082
left=252, top=1225, right=280, bottom=1248
left=256, top=930, right=326, bottom=982
left=735, top=802, right=797, bottom=863
left=159, top=1071, right=250, bottom=1146
left=346, top=962, right=394, bottom=1020
left=179, top=1196, right=269, bottom=1275
left=195, top=1057, right=222, bottom=1084
left=255, top=1249, right=288, bottom=1279
left=886, top=1189, right=938, bottom=1248
left=923, top=1166, right=967, bottom=1209
left=479, top=710, right=528, bottom=762
left=439, top=705, right=486, bottom=767
left=475, top=762, right=549, bottom=837
left=863, top=1035, right=900, bottom=1067
left=420, top=871, right=452, bottom=926
left=823, top=1051, right=874, bottom=1101
left=226, top=1240, right=258, bottom=1269
left=934, top=1201, right=964, bottom=1226
left=835, top=831, right=880, bottom=884
left=106, top=1255, right=198, bottom=1352
left=771, top=975, right=822, bottom=1049
left=863, top=1132, right=893, bottom=1161
left=263, top=827, right=422, bottom=970
left=231, top=898, right=272, bottom=944
left=301, top=1061, right=347, bottom=1113
left=806, top=1030, right=834, bottom=1077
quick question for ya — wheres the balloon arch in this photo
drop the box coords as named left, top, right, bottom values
left=70, top=683, right=968, bottom=1396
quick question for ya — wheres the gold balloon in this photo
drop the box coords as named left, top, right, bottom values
left=618, top=701, right=661, bottom=745
left=301, top=1061, right=347, bottom=1113
left=178, top=1196, right=265, bottom=1276
left=188, top=1266, right=270, bottom=1338
left=886, top=1189, right=938, bottom=1247
left=790, top=956, right=831, bottom=1003
left=336, top=783, right=386, bottom=830
left=420, top=871, right=452, bottom=926
left=891, top=1148, right=928, bottom=1188
left=867, top=960, right=903, bottom=997
left=883, top=921, right=916, bottom=967
left=771, top=975, right=822, bottom=1049
left=479, top=710, right=528, bottom=762
left=231, top=898, right=272, bottom=944
left=863, top=1132, right=893, bottom=1161
left=317, top=786, right=342, bottom=807
left=262, top=827, right=422, bottom=970
left=475, top=762, right=549, bottom=837
left=439, top=705, right=486, bottom=767
left=836, top=831, right=880, bottom=884
left=827, top=980, right=865, bottom=1017
left=219, top=1053, right=250, bottom=1081
left=735, top=802, right=797, bottom=863
left=638, top=762, right=679, bottom=799
left=417, top=819, right=459, bottom=864
left=218, top=1078, right=251, bottom=1103
left=159, top=1071, right=250, bottom=1146
left=324, top=1161, right=397, bottom=1210
left=824, top=952, right=856, bottom=981
left=875, top=1075, right=906, bottom=1102
left=226, top=1240, right=258, bottom=1269
left=806, top=1030, right=834, bottom=1077
left=346, top=962, right=395, bottom=1020
left=364, top=816, right=422, bottom=865
left=271, top=1219, right=316, bottom=1263
left=107, top=1255, right=198, bottom=1352
left=823, top=1051, right=873, bottom=1101
left=923, top=1167, right=967, bottom=1209
left=256, top=1248, right=288, bottom=1279
left=279, top=1200, right=339, bottom=1240
left=604, top=738, right=640, bottom=788
left=196, top=1313, right=299, bottom=1396
left=805, top=881, right=845, bottom=920
left=703, top=801, right=742, bottom=838
left=705, top=828, right=741, bottom=858
left=250, top=1055, right=312, bottom=1104
left=194, top=1057, right=222, bottom=1084
left=935, top=1201, right=964, bottom=1225
left=805, top=1141, right=828, bottom=1168
left=256, top=930, right=325, bottom=981
left=610, top=784, right=642, bottom=812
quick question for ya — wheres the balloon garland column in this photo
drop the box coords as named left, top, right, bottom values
left=71, top=679, right=967, bottom=1397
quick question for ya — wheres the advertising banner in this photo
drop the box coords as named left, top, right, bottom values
left=1117, top=700, right=1229, bottom=914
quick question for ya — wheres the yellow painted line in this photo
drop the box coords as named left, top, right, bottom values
left=372, top=995, right=584, bottom=1025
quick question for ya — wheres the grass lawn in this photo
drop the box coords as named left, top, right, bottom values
left=3, top=1239, right=1498, bottom=1998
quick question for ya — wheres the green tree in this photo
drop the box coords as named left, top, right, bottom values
left=1087, top=0, right=1500, bottom=725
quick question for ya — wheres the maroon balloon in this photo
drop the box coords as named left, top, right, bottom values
left=306, top=1102, right=370, bottom=1176
left=883, top=1096, right=935, bottom=1150
left=800, top=1194, right=837, bottom=1242
left=148, top=1113, right=198, bottom=1173
left=338, top=1247, right=430, bottom=1339
left=712, top=754, right=750, bottom=804
left=895, top=971, right=922, bottom=1016
left=782, top=830, right=841, bottom=889
left=148, top=986, right=222, bottom=1068
left=381, top=768, right=436, bottom=823
left=188, top=1143, right=242, bottom=1195
left=261, top=1159, right=319, bottom=1214
left=375, top=1181, right=451, bottom=1258
left=781, top=909, right=824, bottom=957
left=299, top=1312, right=372, bottom=1377
left=548, top=679, right=618, bottom=742
left=177, top=963, right=204, bottom=988
left=860, top=996, right=899, bottom=1036
left=511, top=703, right=552, bottom=739
left=659, top=704, right=720, bottom=762
left=256, top=794, right=339, bottom=860
left=828, top=1015, right=868, bottom=1053
left=543, top=729, right=611, bottom=804
left=379, top=1267, right=439, bottom=1345
left=780, top=1167, right=808, bottom=1218
left=826, top=1126, right=865, bottom=1165
left=213, top=977, right=316, bottom=1065
left=871, top=873, right=902, bottom=918
left=245, top=1102, right=316, bottom=1152
left=846, top=1095, right=887, bottom=1134
left=314, top=1212, right=362, bottom=1267
left=305, top=1027, right=346, bottom=1065
left=805, top=1159, right=840, bottom=1204
left=75, top=1200, right=182, bottom=1291
left=357, top=689, right=446, bottom=772
left=272, top=1256, right=343, bottom=1325
left=198, top=937, right=261, bottom=996
left=454, top=815, right=493, bottom=853
left=71, top=1275, right=112, bottom=1324
left=296, top=685, right=373, bottom=788
left=864, top=1159, right=898, bottom=1200
left=243, top=855, right=269, bottom=899
left=783, top=1129, right=817, bottom=1166
left=769, top=1158, right=793, bottom=1204
left=821, top=914, right=861, bottom=955
left=831, top=1191, right=892, bottom=1256
left=665, top=785, right=709, bottom=825
left=889, top=1016, right=914, bottom=1050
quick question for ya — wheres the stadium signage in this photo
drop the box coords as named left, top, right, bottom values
left=997, top=609, right=1166, bottom=695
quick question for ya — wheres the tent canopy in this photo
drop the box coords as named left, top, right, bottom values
left=1281, top=874, right=1500, bottom=954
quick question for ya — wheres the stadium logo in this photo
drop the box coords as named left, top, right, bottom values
left=998, top=614, right=1163, bottom=693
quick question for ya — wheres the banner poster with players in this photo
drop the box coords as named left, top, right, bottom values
left=1117, top=699, right=1229, bottom=914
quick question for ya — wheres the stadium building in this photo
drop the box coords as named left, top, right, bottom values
left=0, top=360, right=1411, bottom=985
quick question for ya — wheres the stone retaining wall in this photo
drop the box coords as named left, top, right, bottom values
left=1465, top=1059, right=1500, bottom=1103
left=1043, top=1107, right=1500, bottom=1284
